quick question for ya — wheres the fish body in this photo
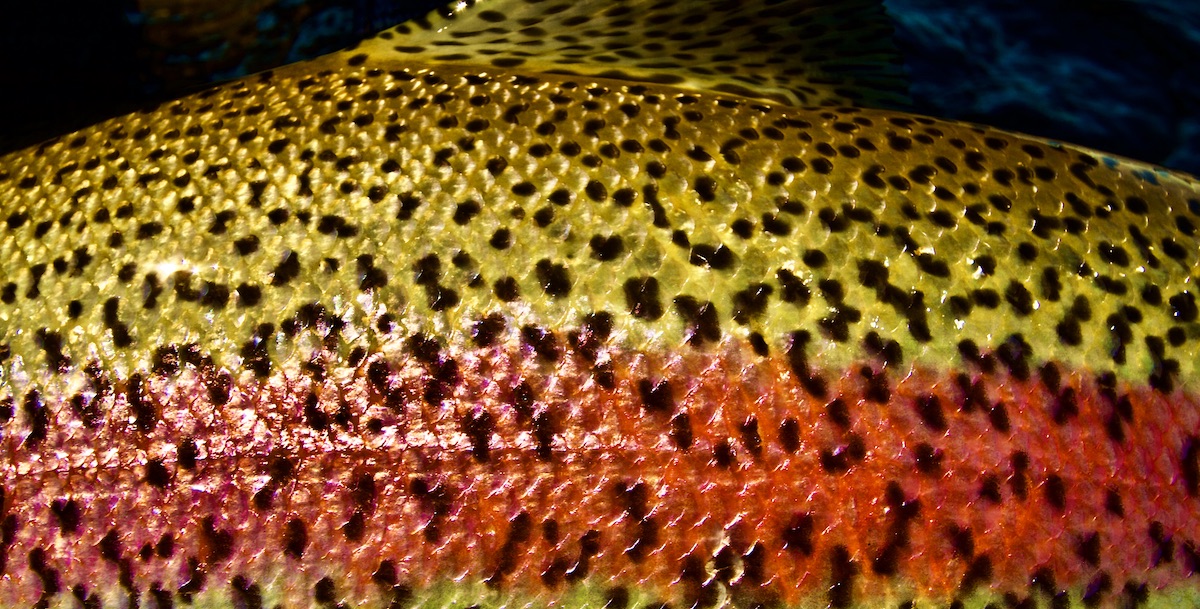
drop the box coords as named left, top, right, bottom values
left=0, top=1, right=1198, bottom=608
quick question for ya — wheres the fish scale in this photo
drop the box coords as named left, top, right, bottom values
left=0, top=0, right=1198, bottom=608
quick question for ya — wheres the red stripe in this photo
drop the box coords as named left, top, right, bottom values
left=2, top=339, right=1197, bottom=606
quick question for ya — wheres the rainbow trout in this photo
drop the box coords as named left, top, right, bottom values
left=0, top=1, right=1197, bottom=608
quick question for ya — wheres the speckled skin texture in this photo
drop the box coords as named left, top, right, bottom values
left=0, top=1, right=1199, bottom=608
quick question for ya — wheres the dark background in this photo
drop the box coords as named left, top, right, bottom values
left=1, top=0, right=1197, bottom=174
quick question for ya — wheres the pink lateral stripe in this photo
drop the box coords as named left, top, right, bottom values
left=1, top=338, right=1198, bottom=608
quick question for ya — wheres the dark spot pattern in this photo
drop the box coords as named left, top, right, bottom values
left=0, top=7, right=1195, bottom=609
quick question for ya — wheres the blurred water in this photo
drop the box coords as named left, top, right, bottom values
left=887, top=0, right=1200, bottom=174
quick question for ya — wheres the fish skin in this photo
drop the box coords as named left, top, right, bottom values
left=1, top=1, right=1200, bottom=608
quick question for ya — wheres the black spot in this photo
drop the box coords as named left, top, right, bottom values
left=590, top=235, right=625, bottom=261
left=313, top=577, right=336, bottom=605
left=861, top=332, right=903, bottom=368
left=961, top=554, right=994, bottom=591
left=241, top=323, right=275, bottom=377
left=818, top=277, right=845, bottom=302
left=731, top=283, right=773, bottom=324
left=946, top=523, right=975, bottom=560
left=914, top=395, right=947, bottom=431
left=145, top=459, right=171, bottom=488
left=494, top=277, right=520, bottom=302
left=233, top=236, right=260, bottom=256
left=560, top=141, right=582, bottom=157
left=913, top=442, right=942, bottom=474
left=282, top=518, right=308, bottom=558
left=817, top=305, right=861, bottom=343
left=693, top=176, right=717, bottom=201
left=761, top=213, right=791, bottom=235
left=5, top=210, right=29, bottom=229
left=35, top=329, right=71, bottom=373
left=736, top=416, right=763, bottom=456
left=1162, top=237, right=1188, bottom=261
left=604, top=587, right=630, bottom=609
left=772, top=418, right=800, bottom=453
left=748, top=331, right=769, bottom=356
left=521, top=325, right=560, bottom=362
left=755, top=271, right=803, bottom=310
left=422, top=277, right=460, bottom=310
left=818, top=207, right=849, bottom=232
left=178, top=438, right=198, bottom=470
left=585, top=180, right=607, bottom=202
left=482, top=228, right=512, bottom=252
left=568, top=311, right=613, bottom=364
left=1099, top=242, right=1130, bottom=266
left=1125, top=196, right=1149, bottom=215
left=686, top=146, right=712, bottom=163
left=688, top=243, right=735, bottom=270
left=888, top=135, right=912, bottom=151
left=472, top=314, right=506, bottom=347
left=712, top=439, right=737, bottom=468
left=271, top=252, right=301, bottom=286
left=532, top=411, right=556, bottom=461
left=638, top=379, right=674, bottom=412
left=1005, top=281, right=1034, bottom=316
left=50, top=498, right=81, bottom=535
left=996, top=334, right=1033, bottom=381
left=673, top=296, right=720, bottom=346
left=914, top=253, right=950, bottom=277
left=201, top=515, right=235, bottom=563
left=318, top=213, right=360, bottom=237
left=264, top=456, right=295, bottom=486
left=548, top=188, right=573, bottom=206
left=29, top=547, right=61, bottom=596
left=1138, top=285, right=1163, bottom=308
left=1044, top=474, right=1067, bottom=511
left=356, top=255, right=388, bottom=291
left=1183, top=435, right=1199, bottom=497
left=1168, top=326, right=1186, bottom=347
left=820, top=435, right=866, bottom=473
left=395, top=193, right=423, bottom=220
left=1170, top=291, right=1198, bottom=322
left=462, top=409, right=494, bottom=462
left=123, top=372, right=155, bottom=430
left=235, top=283, right=261, bottom=307
left=452, top=200, right=481, bottom=225
left=1075, top=531, right=1101, bottom=566
left=774, top=511, right=816, bottom=558
left=828, top=544, right=856, bottom=608
left=532, top=206, right=555, bottom=227
left=786, top=330, right=827, bottom=398
left=979, top=474, right=1002, bottom=503
left=96, top=528, right=122, bottom=563
left=796, top=251, right=828, bottom=272
left=487, top=511, right=533, bottom=585
left=859, top=366, right=890, bottom=404
left=535, top=260, right=571, bottom=297
left=407, top=333, right=442, bottom=365
left=624, top=277, right=663, bottom=320
left=1010, top=451, right=1030, bottom=499
left=1148, top=521, right=1175, bottom=567
left=207, top=371, right=233, bottom=406
left=669, top=413, right=692, bottom=450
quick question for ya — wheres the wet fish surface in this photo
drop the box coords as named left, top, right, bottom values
left=0, top=1, right=1197, bottom=608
